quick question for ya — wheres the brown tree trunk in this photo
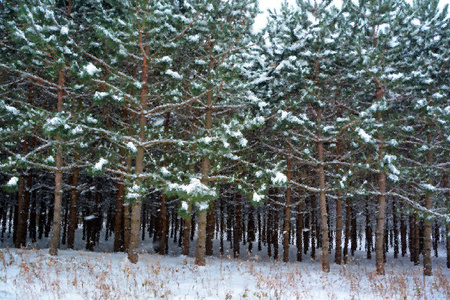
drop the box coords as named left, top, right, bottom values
left=365, top=200, right=372, bottom=259
left=423, top=133, right=433, bottom=276
left=194, top=56, right=214, bottom=266
left=393, top=200, right=399, bottom=259
left=335, top=192, right=343, bottom=265
left=413, top=215, right=420, bottom=265
left=400, top=214, right=407, bottom=257
left=182, top=204, right=192, bottom=256
left=156, top=193, right=168, bottom=255
left=49, top=67, right=65, bottom=256
left=343, top=198, right=351, bottom=263
left=375, top=172, right=387, bottom=275
left=311, top=196, right=316, bottom=260
left=317, top=129, right=329, bottom=272
left=297, top=201, right=304, bottom=262
left=206, top=202, right=215, bottom=256
left=127, top=35, right=150, bottom=263
left=14, top=174, right=26, bottom=248
left=67, top=154, right=79, bottom=249
left=283, top=156, right=292, bottom=263
left=114, top=180, right=124, bottom=252
left=233, top=193, right=242, bottom=259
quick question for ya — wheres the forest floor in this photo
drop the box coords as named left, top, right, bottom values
left=0, top=232, right=449, bottom=299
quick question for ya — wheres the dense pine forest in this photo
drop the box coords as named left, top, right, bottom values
left=0, top=0, right=449, bottom=279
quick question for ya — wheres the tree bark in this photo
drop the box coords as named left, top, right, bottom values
left=317, top=118, right=329, bottom=271
left=283, top=156, right=292, bottom=263
left=335, top=192, right=343, bottom=265
left=423, top=133, right=433, bottom=276
left=297, top=201, right=304, bottom=262
left=206, top=202, right=215, bottom=256
left=365, top=200, right=372, bottom=259
left=49, top=67, right=65, bottom=256
left=67, top=153, right=79, bottom=249
left=114, top=180, right=124, bottom=252
left=233, top=193, right=242, bottom=259
left=182, top=204, right=192, bottom=256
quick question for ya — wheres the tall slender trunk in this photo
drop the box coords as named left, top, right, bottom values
left=343, top=198, right=351, bottom=263
left=49, top=67, right=65, bottom=256
left=283, top=156, right=292, bottom=263
left=182, top=204, right=192, bottom=256
left=413, top=215, right=420, bottom=265
left=233, top=193, right=242, bottom=259
left=14, top=173, right=26, bottom=248
left=297, top=200, right=304, bottom=262
left=393, top=200, right=399, bottom=259
left=442, top=174, right=449, bottom=268
left=127, top=38, right=149, bottom=263
left=114, top=180, right=124, bottom=252
left=423, top=132, right=433, bottom=276
left=400, top=214, right=407, bottom=257
left=317, top=108, right=329, bottom=272
left=67, top=152, right=79, bottom=249
left=206, top=202, right=215, bottom=256
left=335, top=140, right=343, bottom=265
left=366, top=200, right=372, bottom=259
left=194, top=57, right=214, bottom=266
left=311, top=196, right=316, bottom=260
left=374, top=80, right=386, bottom=275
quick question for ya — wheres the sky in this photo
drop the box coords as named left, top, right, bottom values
left=254, top=0, right=450, bottom=32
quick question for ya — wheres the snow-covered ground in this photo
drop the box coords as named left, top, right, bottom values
left=0, top=234, right=448, bottom=300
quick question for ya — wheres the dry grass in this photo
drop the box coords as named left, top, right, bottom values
left=0, top=248, right=448, bottom=300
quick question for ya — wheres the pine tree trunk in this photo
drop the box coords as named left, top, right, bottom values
left=366, top=200, right=372, bottom=259
left=67, top=161, right=79, bottom=249
left=413, top=215, right=420, bottom=265
left=49, top=67, right=65, bottom=256
left=157, top=193, right=168, bottom=255
left=194, top=55, right=214, bottom=265
left=393, top=200, right=399, bottom=259
left=423, top=133, right=433, bottom=276
left=283, top=156, right=292, bottom=263
left=233, top=193, right=242, bottom=259
left=318, top=136, right=329, bottom=272
left=14, top=173, right=26, bottom=248
left=114, top=180, right=124, bottom=252
left=220, top=197, right=225, bottom=255
left=297, top=201, right=303, bottom=262
left=344, top=198, right=351, bottom=263
left=28, top=189, right=37, bottom=243
left=127, top=37, right=149, bottom=263
left=409, top=215, right=415, bottom=262
left=247, top=207, right=255, bottom=254
left=375, top=172, right=387, bottom=275
left=400, top=214, right=407, bottom=257
left=351, top=208, right=357, bottom=256
left=182, top=207, right=192, bottom=256
left=206, top=202, right=215, bottom=256
left=335, top=192, right=343, bottom=264
left=311, top=196, right=316, bottom=260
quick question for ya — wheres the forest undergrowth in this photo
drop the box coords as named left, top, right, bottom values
left=0, top=245, right=448, bottom=300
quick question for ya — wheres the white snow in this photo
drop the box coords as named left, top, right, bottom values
left=60, top=26, right=69, bottom=35
left=252, top=191, right=263, bottom=202
left=272, top=172, right=287, bottom=185
left=357, top=128, right=373, bottom=143
left=84, top=63, right=100, bottom=76
left=94, top=158, right=107, bottom=171
left=126, top=142, right=137, bottom=153
left=165, top=69, right=182, bottom=79
left=0, top=247, right=447, bottom=300
left=4, top=105, right=20, bottom=115
left=6, top=176, right=18, bottom=187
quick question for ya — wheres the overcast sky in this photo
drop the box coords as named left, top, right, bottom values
left=253, top=0, right=450, bottom=32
